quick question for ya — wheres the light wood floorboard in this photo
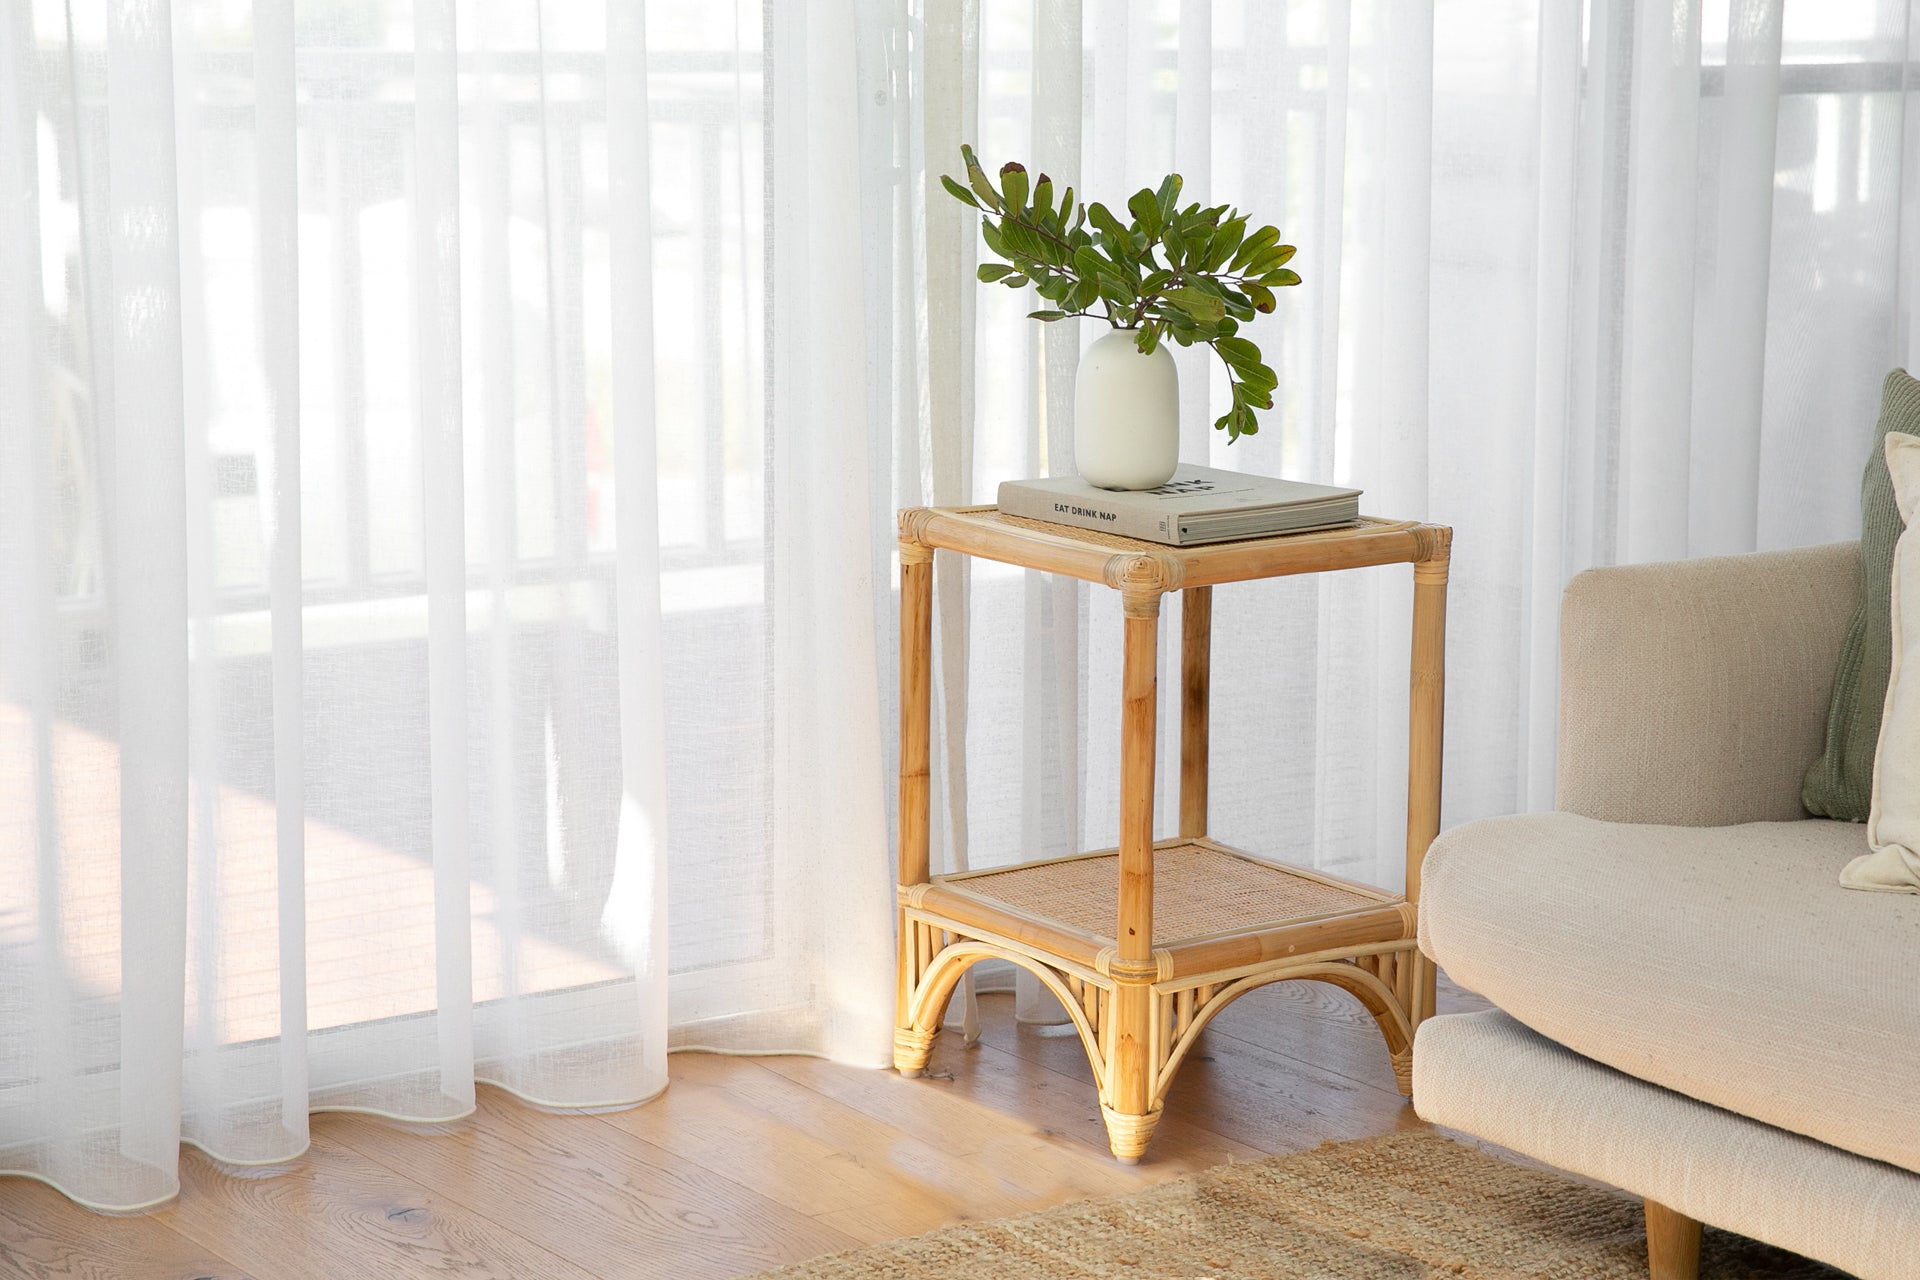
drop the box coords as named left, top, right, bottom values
left=0, top=976, right=1491, bottom=1279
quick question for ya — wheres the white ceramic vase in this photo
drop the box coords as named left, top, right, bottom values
left=1073, top=329, right=1179, bottom=490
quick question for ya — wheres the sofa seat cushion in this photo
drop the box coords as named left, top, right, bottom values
left=1419, top=813, right=1920, bottom=1176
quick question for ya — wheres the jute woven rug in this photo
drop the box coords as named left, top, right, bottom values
left=747, top=1130, right=1844, bottom=1279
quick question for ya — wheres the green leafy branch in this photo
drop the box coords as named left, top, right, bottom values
left=941, top=144, right=1301, bottom=441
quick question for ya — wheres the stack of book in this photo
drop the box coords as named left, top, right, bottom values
left=997, top=465, right=1361, bottom=547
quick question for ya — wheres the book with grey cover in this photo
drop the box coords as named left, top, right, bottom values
left=997, top=465, right=1362, bottom=546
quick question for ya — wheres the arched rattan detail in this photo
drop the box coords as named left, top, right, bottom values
left=1151, top=960, right=1413, bottom=1104
left=904, top=941, right=1108, bottom=1083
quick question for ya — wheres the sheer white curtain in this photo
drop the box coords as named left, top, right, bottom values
left=0, top=0, right=893, bottom=1212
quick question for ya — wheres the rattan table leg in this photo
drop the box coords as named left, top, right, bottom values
left=1405, top=539, right=1449, bottom=1040
left=895, top=534, right=934, bottom=1075
left=1179, top=586, right=1211, bottom=838
left=1102, top=978, right=1161, bottom=1164
left=1105, top=588, right=1162, bottom=1162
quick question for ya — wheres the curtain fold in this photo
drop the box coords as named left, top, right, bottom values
left=2, top=0, right=1917, bottom=1217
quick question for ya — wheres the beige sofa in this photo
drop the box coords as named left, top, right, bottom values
left=1413, top=542, right=1920, bottom=1279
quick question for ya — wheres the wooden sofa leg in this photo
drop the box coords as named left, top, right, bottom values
left=1645, top=1198, right=1702, bottom=1280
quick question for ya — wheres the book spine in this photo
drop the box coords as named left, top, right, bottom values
left=995, top=483, right=1183, bottom=544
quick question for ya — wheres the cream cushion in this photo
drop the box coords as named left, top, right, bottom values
left=1848, top=432, right=1920, bottom=892
left=1414, top=1010, right=1920, bottom=1280
left=1556, top=543, right=1857, bottom=828
left=1418, top=812, right=1920, bottom=1176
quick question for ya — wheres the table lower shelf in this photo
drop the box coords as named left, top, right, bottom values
left=893, top=836, right=1432, bottom=1162
left=901, top=835, right=1417, bottom=982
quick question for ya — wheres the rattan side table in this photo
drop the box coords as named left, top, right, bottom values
left=893, top=506, right=1451, bottom=1163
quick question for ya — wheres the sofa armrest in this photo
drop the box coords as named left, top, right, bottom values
left=1557, top=541, right=1859, bottom=826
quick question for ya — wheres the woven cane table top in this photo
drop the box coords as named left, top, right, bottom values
left=935, top=840, right=1394, bottom=946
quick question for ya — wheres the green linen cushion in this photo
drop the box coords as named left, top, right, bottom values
left=1803, top=368, right=1920, bottom=821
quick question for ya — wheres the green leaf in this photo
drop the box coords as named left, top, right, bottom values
left=1218, top=402, right=1257, bottom=440
left=1032, top=174, right=1053, bottom=216
left=1126, top=188, right=1163, bottom=238
left=1233, top=348, right=1275, bottom=377
left=1028, top=309, right=1069, bottom=320
left=1247, top=283, right=1276, bottom=313
left=980, top=219, right=1008, bottom=258
left=1136, top=323, right=1160, bottom=355
left=1207, top=218, right=1246, bottom=270
left=1089, top=202, right=1128, bottom=242
left=1002, top=220, right=1049, bottom=261
left=1249, top=244, right=1294, bottom=276
left=1261, top=268, right=1303, bottom=288
left=1002, top=275, right=1030, bottom=288
left=1023, top=225, right=1067, bottom=268
left=941, top=174, right=981, bottom=209
left=1155, top=173, right=1183, bottom=223
left=1162, top=222, right=1186, bottom=267
left=999, top=162, right=1029, bottom=211
left=1230, top=225, right=1279, bottom=273
left=1234, top=376, right=1273, bottom=408
left=964, top=147, right=1004, bottom=212
left=1273, top=244, right=1297, bottom=266
left=1067, top=278, right=1101, bottom=311
left=1164, top=286, right=1226, bottom=323
left=977, top=263, right=1017, bottom=283
left=1073, top=246, right=1110, bottom=282
left=1214, top=335, right=1261, bottom=369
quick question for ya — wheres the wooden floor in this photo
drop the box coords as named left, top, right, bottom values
left=0, top=977, right=1493, bottom=1279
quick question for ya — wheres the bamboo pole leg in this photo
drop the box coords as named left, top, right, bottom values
left=1179, top=585, right=1211, bottom=838
left=1405, top=539, right=1449, bottom=1032
left=1644, top=1200, right=1703, bottom=1280
left=895, top=532, right=934, bottom=1075
left=1105, top=586, right=1162, bottom=1163
left=1117, top=592, right=1160, bottom=961
left=1101, top=983, right=1160, bottom=1163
